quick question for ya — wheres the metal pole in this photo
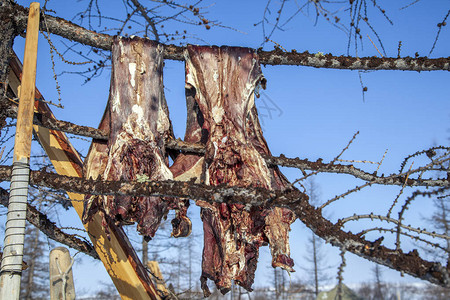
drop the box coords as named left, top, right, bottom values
left=0, top=3, right=40, bottom=299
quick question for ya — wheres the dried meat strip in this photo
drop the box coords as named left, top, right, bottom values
left=83, top=36, right=191, bottom=239
left=171, top=45, right=296, bottom=296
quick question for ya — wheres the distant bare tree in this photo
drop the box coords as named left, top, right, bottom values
left=303, top=179, right=332, bottom=298
left=372, top=264, right=385, bottom=300
left=272, top=267, right=287, bottom=300
left=20, top=223, right=50, bottom=300
left=91, top=283, right=121, bottom=300
left=421, top=283, right=450, bottom=300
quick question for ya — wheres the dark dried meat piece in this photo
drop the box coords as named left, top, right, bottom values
left=171, top=45, right=296, bottom=296
left=83, top=36, right=191, bottom=239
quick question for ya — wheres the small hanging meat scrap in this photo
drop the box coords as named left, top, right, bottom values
left=82, top=36, right=191, bottom=239
left=170, top=45, right=298, bottom=296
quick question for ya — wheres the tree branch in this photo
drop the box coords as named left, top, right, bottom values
left=1, top=97, right=108, bottom=140
left=0, top=187, right=98, bottom=259
left=2, top=1, right=449, bottom=287
left=0, top=165, right=306, bottom=208
left=264, top=154, right=450, bottom=187
left=129, top=0, right=159, bottom=41
left=5, top=2, right=450, bottom=71
left=0, top=166, right=448, bottom=287
left=3, top=98, right=447, bottom=188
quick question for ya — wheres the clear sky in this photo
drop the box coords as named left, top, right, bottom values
left=4, top=0, right=450, bottom=296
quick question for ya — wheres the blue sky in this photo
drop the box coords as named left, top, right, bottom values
left=5, top=0, right=450, bottom=296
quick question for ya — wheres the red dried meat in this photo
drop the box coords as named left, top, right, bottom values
left=82, top=37, right=191, bottom=239
left=170, top=45, right=296, bottom=296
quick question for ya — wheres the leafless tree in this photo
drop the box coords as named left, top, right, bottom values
left=1, top=0, right=450, bottom=298
left=303, top=179, right=332, bottom=298
left=372, top=264, right=385, bottom=300
left=420, top=283, right=450, bottom=300
left=19, top=223, right=50, bottom=300
left=272, top=266, right=287, bottom=300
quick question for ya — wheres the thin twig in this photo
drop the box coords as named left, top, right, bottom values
left=387, top=162, right=414, bottom=218
left=366, top=33, right=384, bottom=57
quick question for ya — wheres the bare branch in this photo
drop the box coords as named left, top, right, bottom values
left=165, top=138, right=206, bottom=155
left=4, top=2, right=450, bottom=71
left=358, top=227, right=448, bottom=253
left=319, top=181, right=372, bottom=209
left=3, top=98, right=447, bottom=188
left=129, top=0, right=159, bottom=41
left=266, top=154, right=449, bottom=188
left=2, top=97, right=108, bottom=140
left=387, top=163, right=414, bottom=218
left=429, top=9, right=450, bottom=56
left=341, top=213, right=450, bottom=241
left=0, top=165, right=306, bottom=208
left=0, top=166, right=449, bottom=287
left=0, top=187, right=98, bottom=259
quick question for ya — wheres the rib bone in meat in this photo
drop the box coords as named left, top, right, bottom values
left=170, top=45, right=296, bottom=296
left=82, top=36, right=191, bottom=239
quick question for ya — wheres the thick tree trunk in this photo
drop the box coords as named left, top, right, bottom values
left=0, top=1, right=16, bottom=87
left=82, top=36, right=191, bottom=238
left=0, top=0, right=18, bottom=129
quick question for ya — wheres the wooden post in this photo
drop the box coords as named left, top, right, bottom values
left=49, top=247, right=76, bottom=300
left=7, top=53, right=161, bottom=299
left=147, top=261, right=171, bottom=298
left=0, top=3, right=40, bottom=299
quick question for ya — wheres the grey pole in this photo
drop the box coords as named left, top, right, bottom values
left=0, top=3, right=40, bottom=299
left=0, top=160, right=31, bottom=298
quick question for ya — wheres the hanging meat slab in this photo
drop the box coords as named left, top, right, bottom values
left=82, top=36, right=191, bottom=239
left=170, top=45, right=297, bottom=296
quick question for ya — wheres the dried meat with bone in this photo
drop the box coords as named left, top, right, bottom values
left=170, top=45, right=296, bottom=296
left=82, top=36, right=191, bottom=239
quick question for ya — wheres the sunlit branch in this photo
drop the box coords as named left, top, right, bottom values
left=3, top=99, right=448, bottom=188
left=5, top=2, right=450, bottom=71
left=340, top=213, right=450, bottom=241
left=0, top=166, right=449, bottom=287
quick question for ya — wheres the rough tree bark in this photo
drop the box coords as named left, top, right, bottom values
left=3, top=1, right=450, bottom=72
left=82, top=36, right=191, bottom=239
left=4, top=101, right=446, bottom=188
left=0, top=1, right=16, bottom=82
left=0, top=187, right=98, bottom=259
left=0, top=166, right=447, bottom=289
left=1, top=1, right=449, bottom=294
left=170, top=45, right=296, bottom=296
left=0, top=0, right=19, bottom=129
